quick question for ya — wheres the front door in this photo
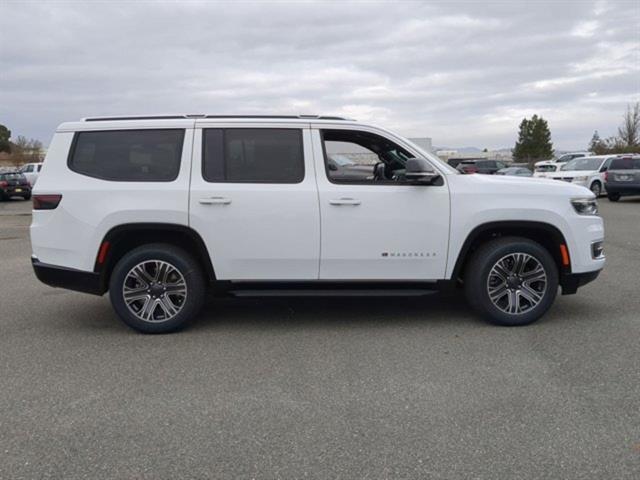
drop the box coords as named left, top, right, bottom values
left=311, top=126, right=450, bottom=280
left=189, top=124, right=320, bottom=280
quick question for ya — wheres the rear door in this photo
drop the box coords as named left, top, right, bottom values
left=189, top=123, right=320, bottom=280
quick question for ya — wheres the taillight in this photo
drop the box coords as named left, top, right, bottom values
left=0, top=181, right=7, bottom=188
left=33, top=194, right=62, bottom=210
left=604, top=171, right=608, bottom=182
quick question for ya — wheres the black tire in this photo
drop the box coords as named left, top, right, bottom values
left=23, top=193, right=31, bottom=200
left=464, top=237, right=559, bottom=326
left=607, top=193, right=621, bottom=202
left=109, top=243, right=206, bottom=333
left=590, top=181, right=602, bottom=197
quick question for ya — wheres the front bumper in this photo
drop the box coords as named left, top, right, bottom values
left=32, top=257, right=104, bottom=295
left=560, top=269, right=602, bottom=295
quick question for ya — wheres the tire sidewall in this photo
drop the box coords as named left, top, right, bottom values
left=109, top=245, right=205, bottom=333
left=468, top=239, right=559, bottom=326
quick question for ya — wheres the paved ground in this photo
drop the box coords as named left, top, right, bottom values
left=1, top=197, right=639, bottom=479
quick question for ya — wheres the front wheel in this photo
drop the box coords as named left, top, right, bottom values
left=590, top=181, right=602, bottom=197
left=109, top=244, right=206, bottom=333
left=464, top=237, right=559, bottom=326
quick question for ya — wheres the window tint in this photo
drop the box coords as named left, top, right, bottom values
left=68, top=129, right=184, bottom=181
left=610, top=157, right=640, bottom=169
left=203, top=129, right=304, bottom=183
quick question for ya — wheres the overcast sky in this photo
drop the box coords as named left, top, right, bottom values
left=1, top=0, right=639, bottom=150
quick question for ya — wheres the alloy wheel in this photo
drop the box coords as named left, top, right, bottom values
left=486, top=253, right=547, bottom=315
left=122, top=260, right=187, bottom=323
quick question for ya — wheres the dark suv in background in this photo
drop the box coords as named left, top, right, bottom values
left=456, top=159, right=507, bottom=174
left=0, top=172, right=31, bottom=201
left=605, top=156, right=640, bottom=201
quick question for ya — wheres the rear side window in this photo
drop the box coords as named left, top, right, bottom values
left=610, top=158, right=640, bottom=169
left=202, top=128, right=304, bottom=183
left=68, top=129, right=185, bottom=181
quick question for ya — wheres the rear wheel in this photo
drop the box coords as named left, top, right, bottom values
left=109, top=244, right=206, bottom=333
left=23, top=193, right=31, bottom=200
left=607, top=192, right=621, bottom=202
left=590, top=181, right=602, bottom=197
left=464, top=237, right=558, bottom=326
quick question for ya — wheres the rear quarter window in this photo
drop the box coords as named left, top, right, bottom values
left=68, top=129, right=185, bottom=181
left=610, top=158, right=640, bottom=170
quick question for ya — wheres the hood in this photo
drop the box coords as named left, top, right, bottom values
left=450, top=171, right=594, bottom=197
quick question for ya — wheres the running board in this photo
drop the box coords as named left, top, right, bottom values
left=229, top=289, right=437, bottom=297
left=212, top=280, right=444, bottom=298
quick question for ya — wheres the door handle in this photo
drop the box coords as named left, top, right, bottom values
left=199, top=196, right=231, bottom=205
left=329, top=198, right=361, bottom=206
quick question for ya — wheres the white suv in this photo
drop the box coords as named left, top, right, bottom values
left=31, top=115, right=605, bottom=333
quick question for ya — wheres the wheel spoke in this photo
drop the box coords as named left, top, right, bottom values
left=124, top=286, right=149, bottom=303
left=489, top=284, right=509, bottom=303
left=519, top=284, right=543, bottom=305
left=521, top=265, right=546, bottom=282
left=507, top=289, right=519, bottom=314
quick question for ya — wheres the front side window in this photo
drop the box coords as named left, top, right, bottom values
left=202, top=128, right=304, bottom=183
left=322, top=129, right=415, bottom=183
left=68, top=129, right=184, bottom=181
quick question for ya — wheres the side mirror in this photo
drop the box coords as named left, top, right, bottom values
left=405, top=158, right=440, bottom=184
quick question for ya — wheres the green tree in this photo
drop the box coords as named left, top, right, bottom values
left=513, top=114, right=554, bottom=162
left=0, top=124, right=11, bottom=153
left=588, top=130, right=607, bottom=155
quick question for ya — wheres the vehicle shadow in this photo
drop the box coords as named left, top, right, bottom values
left=190, top=290, right=479, bottom=333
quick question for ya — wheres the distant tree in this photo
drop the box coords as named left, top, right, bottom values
left=513, top=114, right=554, bottom=162
left=588, top=130, right=608, bottom=155
left=482, top=147, right=488, bottom=152
left=586, top=103, right=640, bottom=155
left=9, top=136, right=44, bottom=165
left=0, top=124, right=11, bottom=153
left=617, top=102, right=640, bottom=148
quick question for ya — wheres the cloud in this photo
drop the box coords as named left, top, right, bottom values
left=0, top=0, right=638, bottom=150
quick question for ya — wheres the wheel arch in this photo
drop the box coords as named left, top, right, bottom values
left=94, top=223, right=216, bottom=291
left=450, top=221, right=571, bottom=281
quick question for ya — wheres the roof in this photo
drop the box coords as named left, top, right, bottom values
left=81, top=114, right=353, bottom=122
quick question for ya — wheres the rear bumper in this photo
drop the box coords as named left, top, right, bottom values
left=32, top=257, right=104, bottom=295
left=604, top=184, right=640, bottom=195
left=560, top=269, right=601, bottom=295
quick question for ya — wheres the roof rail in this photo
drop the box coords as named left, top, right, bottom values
left=83, top=114, right=353, bottom=122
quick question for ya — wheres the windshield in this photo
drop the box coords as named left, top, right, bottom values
left=556, top=153, right=584, bottom=162
left=562, top=158, right=604, bottom=171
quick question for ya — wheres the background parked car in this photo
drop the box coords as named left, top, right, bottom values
left=19, top=162, right=43, bottom=186
left=534, top=151, right=592, bottom=169
left=0, top=172, right=31, bottom=200
left=551, top=155, right=615, bottom=196
left=495, top=166, right=533, bottom=177
left=533, top=163, right=562, bottom=178
left=456, top=159, right=507, bottom=174
left=605, top=155, right=640, bottom=201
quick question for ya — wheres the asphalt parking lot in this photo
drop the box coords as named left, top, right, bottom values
left=1, top=197, right=639, bottom=479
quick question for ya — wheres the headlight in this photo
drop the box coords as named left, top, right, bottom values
left=573, top=176, right=588, bottom=182
left=571, top=198, right=598, bottom=215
